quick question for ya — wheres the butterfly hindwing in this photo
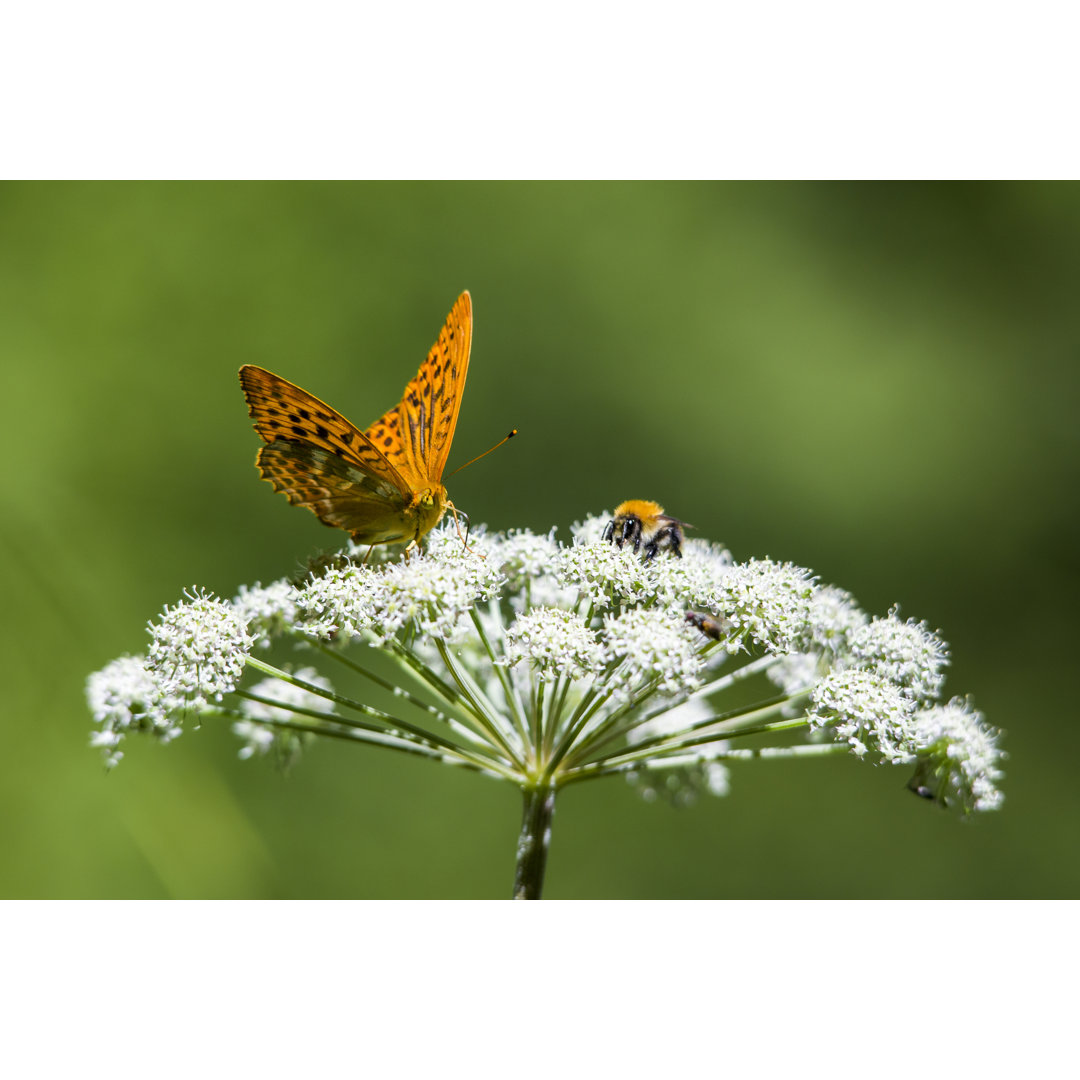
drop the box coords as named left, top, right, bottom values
left=365, top=291, right=472, bottom=484
left=257, top=441, right=412, bottom=542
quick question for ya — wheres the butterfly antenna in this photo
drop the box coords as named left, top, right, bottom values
left=447, top=429, right=518, bottom=478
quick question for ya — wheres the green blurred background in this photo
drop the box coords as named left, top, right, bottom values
left=2, top=182, right=1077, bottom=898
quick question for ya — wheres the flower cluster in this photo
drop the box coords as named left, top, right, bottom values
left=848, top=608, right=949, bottom=704
left=296, top=541, right=503, bottom=643
left=86, top=655, right=182, bottom=769
left=86, top=512, right=1004, bottom=816
left=233, top=581, right=297, bottom=648
left=711, top=558, right=818, bottom=654
left=146, top=588, right=253, bottom=706
left=909, top=698, right=1005, bottom=813
left=601, top=607, right=705, bottom=701
left=504, top=607, right=604, bottom=679
left=87, top=588, right=255, bottom=768
left=807, top=669, right=917, bottom=763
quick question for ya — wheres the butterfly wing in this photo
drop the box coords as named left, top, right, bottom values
left=364, top=291, right=472, bottom=485
left=239, top=365, right=413, bottom=539
left=239, top=365, right=410, bottom=490
left=256, top=441, right=416, bottom=543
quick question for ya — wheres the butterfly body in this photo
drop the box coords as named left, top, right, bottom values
left=239, top=292, right=472, bottom=548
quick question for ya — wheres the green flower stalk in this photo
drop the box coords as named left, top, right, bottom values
left=86, top=513, right=1005, bottom=898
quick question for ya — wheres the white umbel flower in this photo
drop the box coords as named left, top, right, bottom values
left=808, top=669, right=917, bottom=763
left=648, top=537, right=734, bottom=610
left=710, top=559, right=817, bottom=654
left=766, top=586, right=869, bottom=698
left=295, top=543, right=503, bottom=643
left=808, top=585, right=868, bottom=654
left=569, top=513, right=612, bottom=546
left=602, top=607, right=705, bottom=702
left=88, top=512, right=1002, bottom=846
left=86, top=655, right=181, bottom=768
left=505, top=607, right=604, bottom=679
left=498, top=528, right=561, bottom=586
left=233, top=580, right=298, bottom=647
left=849, top=608, right=949, bottom=704
left=555, top=537, right=655, bottom=608
left=374, top=549, right=503, bottom=640
left=908, top=698, right=1005, bottom=814
left=294, top=562, right=380, bottom=640
left=146, top=589, right=253, bottom=709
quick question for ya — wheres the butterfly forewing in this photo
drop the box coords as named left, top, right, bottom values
left=239, top=365, right=409, bottom=494
left=365, top=291, right=472, bottom=484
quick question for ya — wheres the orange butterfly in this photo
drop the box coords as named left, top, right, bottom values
left=239, top=291, right=473, bottom=549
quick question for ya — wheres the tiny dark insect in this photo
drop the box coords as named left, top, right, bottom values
left=685, top=611, right=732, bottom=641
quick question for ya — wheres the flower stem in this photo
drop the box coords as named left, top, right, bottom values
left=474, top=606, right=530, bottom=744
left=512, top=783, right=556, bottom=900
left=435, top=641, right=525, bottom=767
left=566, top=712, right=811, bottom=778
left=241, top=655, right=498, bottom=765
left=559, top=739, right=850, bottom=784
left=312, top=639, right=472, bottom=735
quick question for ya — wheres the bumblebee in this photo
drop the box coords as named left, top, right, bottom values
left=603, top=500, right=687, bottom=562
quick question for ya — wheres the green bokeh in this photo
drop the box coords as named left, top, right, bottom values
left=2, top=181, right=1077, bottom=898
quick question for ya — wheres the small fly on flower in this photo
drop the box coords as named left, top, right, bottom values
left=603, top=499, right=688, bottom=561
left=685, top=610, right=732, bottom=641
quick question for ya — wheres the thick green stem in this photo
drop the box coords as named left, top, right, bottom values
left=512, top=783, right=557, bottom=900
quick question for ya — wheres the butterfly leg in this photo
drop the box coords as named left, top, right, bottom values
left=446, top=500, right=482, bottom=557
left=362, top=545, right=376, bottom=566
